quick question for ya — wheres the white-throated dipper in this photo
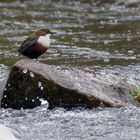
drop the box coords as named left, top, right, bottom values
left=18, top=29, right=55, bottom=59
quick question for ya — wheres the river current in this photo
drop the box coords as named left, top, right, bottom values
left=0, top=0, right=140, bottom=139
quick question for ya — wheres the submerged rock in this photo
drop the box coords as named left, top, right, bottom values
left=1, top=59, right=140, bottom=109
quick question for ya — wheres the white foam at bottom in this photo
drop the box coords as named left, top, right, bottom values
left=0, top=124, right=18, bottom=140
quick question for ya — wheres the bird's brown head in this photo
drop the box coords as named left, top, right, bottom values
left=33, top=29, right=55, bottom=36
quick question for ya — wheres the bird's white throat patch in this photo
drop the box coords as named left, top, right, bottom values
left=37, top=34, right=51, bottom=48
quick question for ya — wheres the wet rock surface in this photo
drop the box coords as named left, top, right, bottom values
left=1, top=59, right=140, bottom=109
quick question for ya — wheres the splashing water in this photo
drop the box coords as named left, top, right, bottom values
left=0, top=0, right=140, bottom=140
left=38, top=81, right=42, bottom=87
left=23, top=69, right=28, bottom=74
left=40, top=86, right=44, bottom=90
left=30, top=72, right=34, bottom=78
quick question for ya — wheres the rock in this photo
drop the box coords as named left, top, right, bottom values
left=1, top=59, right=140, bottom=109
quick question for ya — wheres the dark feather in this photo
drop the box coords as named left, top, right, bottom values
left=18, top=36, right=39, bottom=54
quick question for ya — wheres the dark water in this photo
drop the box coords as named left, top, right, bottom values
left=0, top=0, right=140, bottom=139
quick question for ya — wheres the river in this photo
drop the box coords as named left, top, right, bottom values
left=0, top=0, right=140, bottom=139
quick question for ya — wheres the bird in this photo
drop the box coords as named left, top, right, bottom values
left=18, top=28, right=55, bottom=59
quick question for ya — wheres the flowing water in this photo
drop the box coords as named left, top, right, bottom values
left=0, top=0, right=140, bottom=139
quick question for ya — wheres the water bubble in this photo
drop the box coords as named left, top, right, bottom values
left=8, top=83, right=10, bottom=87
left=32, top=99, right=35, bottom=102
left=25, top=97, right=28, bottom=100
left=4, top=95, right=7, bottom=98
left=30, top=72, right=34, bottom=78
left=126, top=37, right=132, bottom=41
left=74, top=76, right=78, bottom=80
left=23, top=69, right=27, bottom=74
left=114, top=19, right=118, bottom=23
left=101, top=7, right=105, bottom=11
left=99, top=25, right=104, bottom=29
left=115, top=50, right=119, bottom=53
left=130, top=56, right=136, bottom=60
left=15, top=43, right=18, bottom=46
left=128, top=50, right=134, bottom=54
left=75, top=83, right=81, bottom=88
left=103, top=40, right=109, bottom=45
left=40, top=98, right=49, bottom=108
left=109, top=33, right=115, bottom=38
left=36, top=96, right=39, bottom=99
left=4, top=88, right=7, bottom=91
left=100, top=21, right=105, bottom=25
left=104, top=58, right=110, bottom=62
left=56, top=66, right=61, bottom=70
left=100, top=102, right=104, bottom=106
left=40, top=86, right=44, bottom=90
left=40, top=98, right=49, bottom=110
left=5, top=104, right=7, bottom=107
left=38, top=81, right=42, bottom=87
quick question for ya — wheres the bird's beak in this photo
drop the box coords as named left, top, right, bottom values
left=50, top=31, right=56, bottom=34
